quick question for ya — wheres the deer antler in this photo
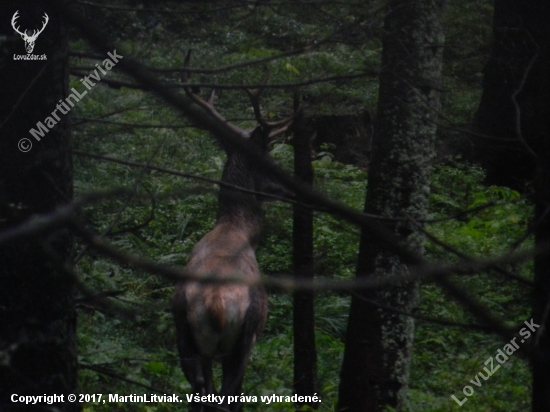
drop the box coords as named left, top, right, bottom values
left=246, top=72, right=298, bottom=139
left=11, top=10, right=21, bottom=36
left=11, top=11, right=49, bottom=40
left=32, top=13, right=49, bottom=40
left=181, top=51, right=298, bottom=141
left=182, top=50, right=250, bottom=139
left=11, top=11, right=25, bottom=37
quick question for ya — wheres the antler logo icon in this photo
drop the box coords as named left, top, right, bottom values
left=11, top=10, right=49, bottom=54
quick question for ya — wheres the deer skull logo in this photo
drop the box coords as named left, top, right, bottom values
left=11, top=11, right=49, bottom=54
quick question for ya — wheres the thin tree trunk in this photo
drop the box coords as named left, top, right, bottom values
left=292, top=110, right=318, bottom=408
left=0, top=3, right=76, bottom=410
left=338, top=1, right=446, bottom=410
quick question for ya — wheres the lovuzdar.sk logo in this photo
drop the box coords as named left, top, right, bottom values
left=11, top=10, right=48, bottom=61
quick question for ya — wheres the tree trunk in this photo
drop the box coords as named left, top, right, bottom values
left=472, top=0, right=549, bottom=191
left=0, top=3, right=77, bottom=410
left=292, top=111, right=318, bottom=408
left=470, top=1, right=550, bottom=409
left=338, top=0, right=446, bottom=410
left=526, top=18, right=550, bottom=412
left=309, top=112, right=372, bottom=167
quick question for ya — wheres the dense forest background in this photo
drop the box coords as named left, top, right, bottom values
left=1, top=0, right=549, bottom=411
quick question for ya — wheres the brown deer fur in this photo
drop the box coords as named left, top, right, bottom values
left=173, top=127, right=273, bottom=412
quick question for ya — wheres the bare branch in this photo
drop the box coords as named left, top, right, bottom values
left=69, top=69, right=377, bottom=92
left=72, top=150, right=298, bottom=205
left=511, top=51, right=539, bottom=158
left=406, top=215, right=534, bottom=286
left=80, top=363, right=166, bottom=394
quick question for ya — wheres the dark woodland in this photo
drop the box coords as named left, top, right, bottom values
left=0, top=1, right=548, bottom=411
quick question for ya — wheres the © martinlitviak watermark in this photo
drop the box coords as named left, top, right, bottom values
left=450, top=317, right=540, bottom=407
left=11, top=10, right=48, bottom=60
left=18, top=50, right=123, bottom=153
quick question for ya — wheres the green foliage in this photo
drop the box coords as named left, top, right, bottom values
left=429, top=157, right=532, bottom=257
left=407, top=159, right=533, bottom=412
left=70, top=1, right=532, bottom=411
left=441, top=0, right=494, bottom=127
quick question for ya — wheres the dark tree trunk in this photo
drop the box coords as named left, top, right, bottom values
left=310, top=112, right=372, bottom=167
left=337, top=1, right=445, bottom=411
left=470, top=1, right=550, bottom=409
left=0, top=3, right=76, bottom=410
left=526, top=1, right=550, bottom=409
left=292, top=110, right=318, bottom=408
left=472, top=0, right=549, bottom=191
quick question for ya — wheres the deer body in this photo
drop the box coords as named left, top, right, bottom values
left=179, top=224, right=267, bottom=359
left=173, top=130, right=271, bottom=412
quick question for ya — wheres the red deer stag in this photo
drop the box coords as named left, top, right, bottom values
left=173, top=69, right=293, bottom=412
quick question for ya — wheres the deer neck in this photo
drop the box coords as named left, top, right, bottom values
left=217, top=151, right=263, bottom=246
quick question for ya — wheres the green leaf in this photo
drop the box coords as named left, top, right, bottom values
left=143, top=361, right=167, bottom=375
left=285, top=62, right=300, bottom=75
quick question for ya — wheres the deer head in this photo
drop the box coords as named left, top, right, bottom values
left=181, top=51, right=296, bottom=207
left=11, top=11, right=49, bottom=54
